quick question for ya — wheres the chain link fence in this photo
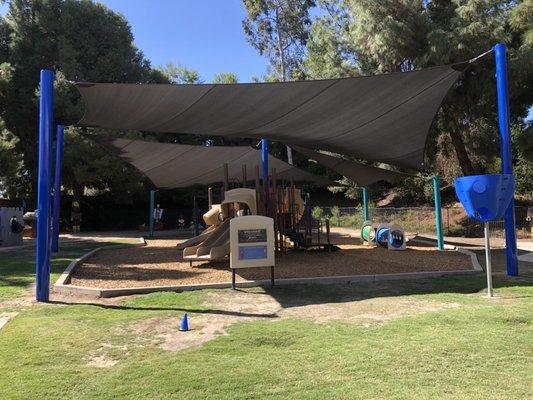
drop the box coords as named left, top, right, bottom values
left=315, top=206, right=532, bottom=239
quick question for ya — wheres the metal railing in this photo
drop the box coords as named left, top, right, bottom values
left=316, top=206, right=532, bottom=239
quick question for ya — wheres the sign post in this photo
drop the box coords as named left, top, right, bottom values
left=230, top=216, right=275, bottom=289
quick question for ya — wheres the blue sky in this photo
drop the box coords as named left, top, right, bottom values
left=0, top=0, right=270, bottom=82
left=95, top=0, right=269, bottom=82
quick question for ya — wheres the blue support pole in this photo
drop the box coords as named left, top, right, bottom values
left=362, top=187, right=369, bottom=221
left=432, top=175, right=444, bottom=250
left=51, top=124, right=64, bottom=253
left=494, top=43, right=518, bottom=276
left=36, top=69, right=54, bottom=302
left=261, top=139, right=269, bottom=192
left=149, top=189, right=155, bottom=238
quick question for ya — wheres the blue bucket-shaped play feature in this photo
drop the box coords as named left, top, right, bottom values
left=454, top=174, right=515, bottom=223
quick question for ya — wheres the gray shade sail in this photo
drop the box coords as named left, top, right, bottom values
left=75, top=63, right=466, bottom=170
left=293, top=146, right=415, bottom=186
left=97, top=138, right=330, bottom=189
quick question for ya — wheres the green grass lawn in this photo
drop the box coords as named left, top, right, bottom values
left=0, top=239, right=136, bottom=300
left=0, top=241, right=532, bottom=399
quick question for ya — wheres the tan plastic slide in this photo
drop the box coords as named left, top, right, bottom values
left=181, top=188, right=257, bottom=261
left=183, top=219, right=230, bottom=260
left=176, top=205, right=221, bottom=250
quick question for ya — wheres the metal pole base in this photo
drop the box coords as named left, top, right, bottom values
left=271, top=266, right=275, bottom=287
left=484, top=222, right=494, bottom=298
left=232, top=269, right=236, bottom=290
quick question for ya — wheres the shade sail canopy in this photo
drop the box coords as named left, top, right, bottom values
left=293, top=146, right=415, bottom=186
left=97, top=138, right=330, bottom=189
left=75, top=63, right=466, bottom=170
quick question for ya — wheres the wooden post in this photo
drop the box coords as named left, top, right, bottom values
left=223, top=163, right=229, bottom=193
left=290, top=179, right=295, bottom=230
left=272, top=168, right=278, bottom=251
left=255, top=164, right=260, bottom=190
left=208, top=187, right=214, bottom=209
left=255, top=164, right=262, bottom=215
left=271, top=168, right=277, bottom=216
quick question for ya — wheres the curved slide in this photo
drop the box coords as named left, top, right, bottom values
left=183, top=219, right=230, bottom=260
left=177, top=224, right=217, bottom=250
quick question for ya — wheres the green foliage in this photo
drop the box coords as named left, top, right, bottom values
left=0, top=124, right=23, bottom=197
left=310, top=205, right=324, bottom=220
left=305, top=0, right=533, bottom=188
left=513, top=122, right=533, bottom=198
left=158, top=62, right=202, bottom=84
left=242, top=0, right=315, bottom=80
left=515, top=122, right=533, bottom=162
left=0, top=0, right=166, bottom=204
left=329, top=205, right=340, bottom=225
left=213, top=71, right=239, bottom=83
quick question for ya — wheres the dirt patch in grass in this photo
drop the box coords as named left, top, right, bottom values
left=84, top=342, right=130, bottom=368
left=69, top=234, right=473, bottom=289
left=121, top=290, right=460, bottom=351
left=86, top=353, right=119, bottom=368
left=130, top=315, right=234, bottom=352
left=208, top=290, right=460, bottom=326
left=280, top=298, right=460, bottom=326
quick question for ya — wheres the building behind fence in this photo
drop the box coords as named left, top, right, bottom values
left=317, top=206, right=531, bottom=239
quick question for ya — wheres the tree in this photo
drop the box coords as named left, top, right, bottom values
left=0, top=0, right=166, bottom=207
left=0, top=124, right=23, bottom=197
left=213, top=72, right=238, bottom=83
left=513, top=123, right=533, bottom=198
left=158, top=62, right=202, bottom=84
left=242, top=0, right=316, bottom=81
left=305, top=0, right=532, bottom=180
left=242, top=0, right=316, bottom=164
left=303, top=10, right=356, bottom=79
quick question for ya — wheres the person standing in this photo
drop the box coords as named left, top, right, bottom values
left=154, top=204, right=164, bottom=223
left=71, top=201, right=82, bottom=233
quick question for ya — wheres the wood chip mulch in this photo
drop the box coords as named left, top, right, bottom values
left=69, top=234, right=474, bottom=289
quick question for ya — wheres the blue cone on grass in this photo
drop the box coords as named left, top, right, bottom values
left=179, top=313, right=189, bottom=331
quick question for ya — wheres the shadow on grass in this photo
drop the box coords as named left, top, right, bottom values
left=50, top=271, right=532, bottom=318
left=49, top=300, right=277, bottom=319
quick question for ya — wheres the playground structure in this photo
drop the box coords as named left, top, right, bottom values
left=178, top=166, right=335, bottom=263
left=33, top=43, right=520, bottom=302
left=361, top=220, right=407, bottom=251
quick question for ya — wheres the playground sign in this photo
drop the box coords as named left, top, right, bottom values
left=230, top=216, right=275, bottom=288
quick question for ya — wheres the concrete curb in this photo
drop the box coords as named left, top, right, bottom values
left=55, top=270, right=481, bottom=299
left=518, top=253, right=533, bottom=263
left=53, top=237, right=146, bottom=290
left=54, top=235, right=481, bottom=298
left=409, top=237, right=483, bottom=272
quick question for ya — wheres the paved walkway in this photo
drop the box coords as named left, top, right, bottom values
left=517, top=241, right=533, bottom=263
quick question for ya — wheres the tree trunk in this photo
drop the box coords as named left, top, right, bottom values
left=286, top=145, right=293, bottom=165
left=275, top=5, right=293, bottom=164
left=72, top=183, right=84, bottom=206
left=274, top=6, right=286, bottom=81
left=449, top=128, right=476, bottom=176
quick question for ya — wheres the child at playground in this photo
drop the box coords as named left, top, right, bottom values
left=154, top=204, right=164, bottom=222
left=71, top=201, right=82, bottom=233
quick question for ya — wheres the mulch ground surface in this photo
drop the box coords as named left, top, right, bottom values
left=69, top=234, right=474, bottom=289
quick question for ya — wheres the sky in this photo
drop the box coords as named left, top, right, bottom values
left=94, top=0, right=269, bottom=82
left=0, top=0, right=270, bottom=82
